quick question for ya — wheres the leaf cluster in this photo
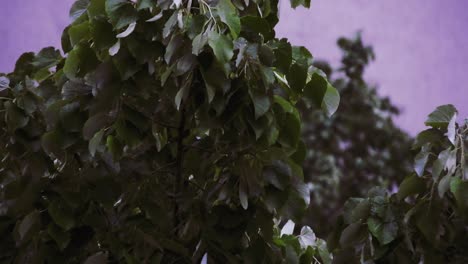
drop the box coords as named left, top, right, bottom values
left=299, top=34, right=413, bottom=236
left=329, top=105, right=468, bottom=264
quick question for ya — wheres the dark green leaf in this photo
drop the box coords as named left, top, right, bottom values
left=438, top=173, right=452, bottom=198
left=192, top=33, right=208, bottom=56
left=208, top=31, right=234, bottom=72
left=32, top=47, right=62, bottom=69
left=48, top=200, right=75, bottom=231
left=339, top=222, right=364, bottom=247
left=217, top=0, right=241, bottom=39
left=105, top=0, right=138, bottom=29
left=367, top=217, right=397, bottom=245
left=83, top=113, right=111, bottom=140
left=137, top=0, right=155, bottom=10
left=88, top=0, right=106, bottom=19
left=89, top=129, right=105, bottom=157
left=69, top=21, right=91, bottom=47
left=63, top=44, right=99, bottom=79
left=397, top=174, right=426, bottom=201
left=289, top=0, right=310, bottom=9
left=241, top=16, right=274, bottom=41
left=451, top=177, right=468, bottom=213
left=90, top=19, right=117, bottom=50
left=16, top=210, right=40, bottom=244
left=84, top=252, right=108, bottom=264
left=70, top=0, right=90, bottom=22
left=250, top=91, right=271, bottom=119
left=287, top=63, right=307, bottom=93
left=425, top=104, right=457, bottom=129
left=47, top=224, right=71, bottom=251
left=5, top=101, right=29, bottom=131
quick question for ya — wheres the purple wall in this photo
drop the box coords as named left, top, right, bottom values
left=1, top=0, right=467, bottom=134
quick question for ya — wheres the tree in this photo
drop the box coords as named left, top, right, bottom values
left=0, top=0, right=339, bottom=262
left=329, top=105, right=468, bottom=263
left=300, top=34, right=412, bottom=236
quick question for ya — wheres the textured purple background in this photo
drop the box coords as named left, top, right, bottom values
left=1, top=0, right=467, bottom=134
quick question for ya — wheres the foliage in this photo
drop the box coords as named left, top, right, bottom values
left=329, top=105, right=468, bottom=263
left=300, top=34, right=412, bottom=236
left=0, top=0, right=340, bottom=262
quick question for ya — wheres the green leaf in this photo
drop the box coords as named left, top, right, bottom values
left=432, top=149, right=452, bottom=180
left=90, top=19, right=117, bottom=50
left=48, top=224, right=71, bottom=251
left=89, top=129, right=105, bottom=157
left=115, top=119, right=140, bottom=147
left=137, top=0, right=155, bottom=10
left=5, top=101, right=29, bottom=131
left=192, top=33, right=208, bottom=56
left=61, top=26, right=73, bottom=53
left=63, top=45, right=99, bottom=79
left=281, top=220, right=295, bottom=236
left=165, top=34, right=183, bottom=64
left=339, top=222, right=364, bottom=247
left=69, top=21, right=91, bottom=46
left=217, top=0, right=241, bottom=39
left=88, top=0, right=106, bottom=19
left=367, top=217, right=397, bottom=245
left=239, top=182, right=249, bottom=210
left=274, top=95, right=299, bottom=120
left=304, top=72, right=340, bottom=116
left=42, top=130, right=66, bottom=156
left=163, top=11, right=179, bottom=38
left=289, top=0, right=310, bottom=9
left=450, top=177, right=468, bottom=214
left=116, top=21, right=136, bottom=38
left=152, top=125, right=168, bottom=152
left=200, top=66, right=230, bottom=103
left=175, top=83, right=190, bottom=110
left=48, top=200, right=75, bottom=231
left=0, top=76, right=9, bottom=91
left=70, top=0, right=90, bottom=22
left=272, top=39, right=292, bottom=74
left=447, top=111, right=457, bottom=145
left=438, top=173, right=452, bottom=198
left=32, top=47, right=62, bottom=69
left=208, top=31, right=234, bottom=73
left=343, top=198, right=370, bottom=224
left=105, top=0, right=138, bottom=29
left=106, top=135, right=122, bottom=159
left=278, top=113, right=301, bottom=147
left=298, top=226, right=316, bottom=248
left=240, top=16, right=274, bottom=41
left=84, top=252, right=108, bottom=264
left=287, top=63, right=307, bottom=93
left=397, top=174, right=426, bottom=201
left=250, top=91, right=271, bottom=119
left=83, top=113, right=111, bottom=140
left=16, top=210, right=40, bottom=244
left=425, top=104, right=457, bottom=129
left=316, top=239, right=332, bottom=264
left=414, top=143, right=431, bottom=177
left=109, top=40, right=121, bottom=56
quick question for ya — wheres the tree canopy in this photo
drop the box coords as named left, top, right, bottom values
left=330, top=105, right=468, bottom=264
left=301, top=34, right=412, bottom=236
left=1, top=0, right=467, bottom=263
left=0, top=0, right=338, bottom=262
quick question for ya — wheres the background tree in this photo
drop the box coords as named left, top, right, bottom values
left=300, top=34, right=412, bottom=236
left=329, top=105, right=468, bottom=263
left=0, top=0, right=338, bottom=262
